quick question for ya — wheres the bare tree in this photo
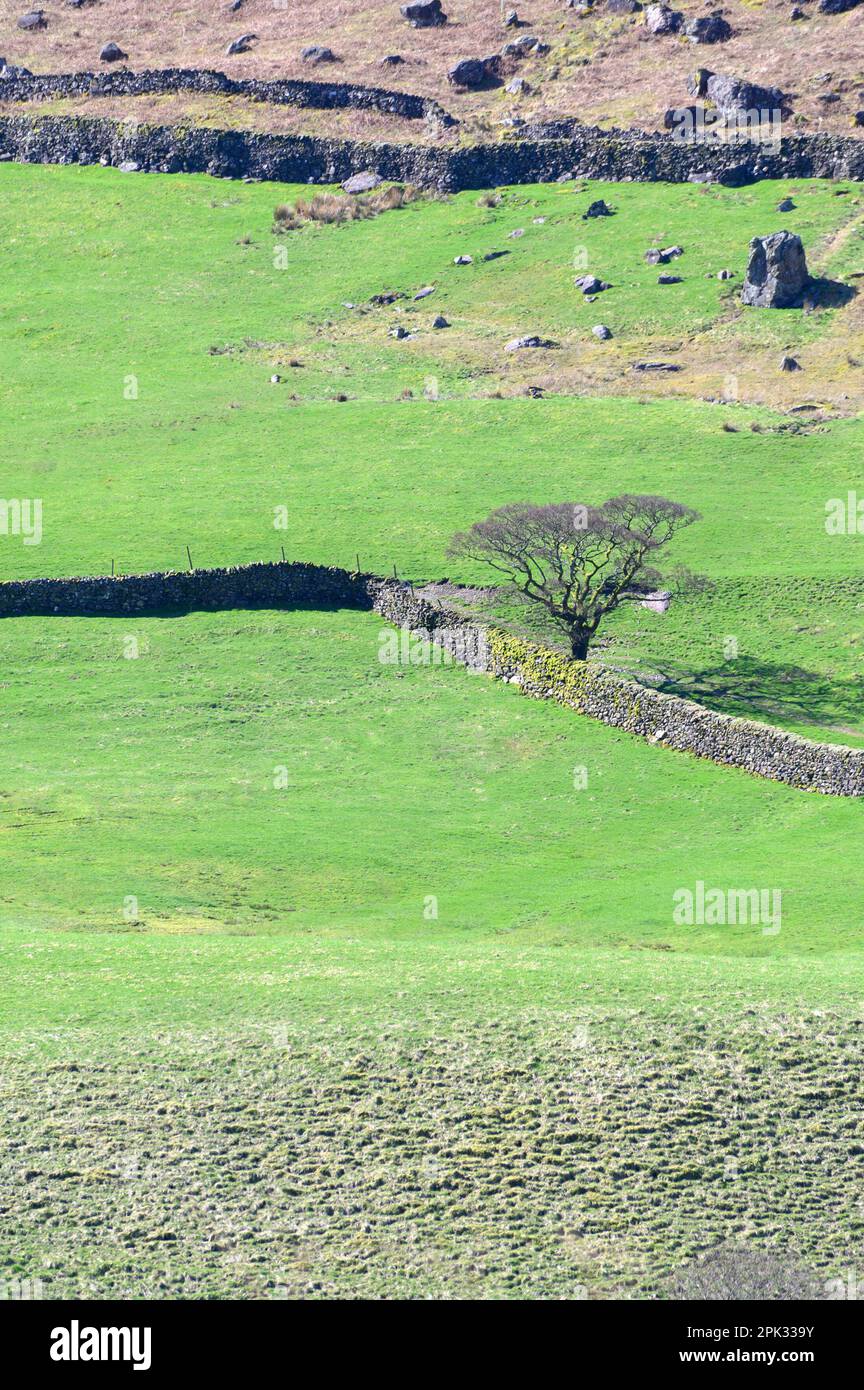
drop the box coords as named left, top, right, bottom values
left=448, top=495, right=703, bottom=660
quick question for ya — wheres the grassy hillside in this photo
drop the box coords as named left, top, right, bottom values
left=2, top=0, right=864, bottom=138
left=1, top=161, right=863, bottom=1301
left=2, top=163, right=863, bottom=738
left=0, top=609, right=862, bottom=1299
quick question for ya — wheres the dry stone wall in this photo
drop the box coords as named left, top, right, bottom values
left=2, top=110, right=864, bottom=190
left=0, top=66, right=457, bottom=126
left=3, top=559, right=856, bottom=795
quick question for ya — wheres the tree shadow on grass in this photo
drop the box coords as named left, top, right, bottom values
left=653, top=655, right=864, bottom=735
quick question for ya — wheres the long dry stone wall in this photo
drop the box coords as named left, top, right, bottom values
left=2, top=559, right=862, bottom=796
left=2, top=111, right=864, bottom=190
left=0, top=66, right=456, bottom=127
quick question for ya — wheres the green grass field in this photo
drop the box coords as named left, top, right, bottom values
left=0, top=163, right=862, bottom=1300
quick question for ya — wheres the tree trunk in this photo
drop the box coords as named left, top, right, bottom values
left=569, top=629, right=591, bottom=661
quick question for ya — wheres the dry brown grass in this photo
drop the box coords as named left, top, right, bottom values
left=2, top=0, right=864, bottom=139
left=273, top=182, right=418, bottom=228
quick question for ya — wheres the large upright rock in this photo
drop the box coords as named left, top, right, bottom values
left=741, top=231, right=809, bottom=308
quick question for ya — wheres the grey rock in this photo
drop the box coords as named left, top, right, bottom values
left=741, top=230, right=809, bottom=308
left=432, top=315, right=450, bottom=328
left=606, top=0, right=642, bottom=11
left=400, top=0, right=448, bottom=26
left=776, top=197, right=795, bottom=211
left=658, top=273, right=683, bottom=283
left=117, top=160, right=140, bottom=172
left=818, top=0, right=859, bottom=11
left=17, top=10, right=47, bottom=29
left=779, top=354, right=802, bottom=371
left=99, top=43, right=128, bottom=64
left=301, top=45, right=337, bottom=63
left=342, top=170, right=382, bottom=193
left=454, top=254, right=473, bottom=264
left=717, top=268, right=734, bottom=279
left=413, top=285, right=435, bottom=299
left=592, top=324, right=613, bottom=339
left=381, top=54, right=405, bottom=64
left=504, top=334, right=548, bottom=350
left=705, top=73, right=784, bottom=116
left=644, top=3, right=683, bottom=32
left=576, top=274, right=608, bottom=293
left=506, top=77, right=530, bottom=95
left=583, top=198, right=613, bottom=218
left=501, top=34, right=546, bottom=57
left=448, top=56, right=501, bottom=88
left=226, top=35, right=257, bottom=56
left=684, top=15, right=732, bottom=43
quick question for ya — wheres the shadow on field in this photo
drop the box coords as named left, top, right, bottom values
left=805, top=277, right=857, bottom=310
left=655, top=656, right=864, bottom=734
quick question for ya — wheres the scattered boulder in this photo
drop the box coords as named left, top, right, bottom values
left=506, top=77, right=530, bottom=95
left=504, top=335, right=553, bottom=350
left=454, top=254, right=473, bottom=265
left=342, top=171, right=382, bottom=194
left=508, top=227, right=525, bottom=238
left=658, top=274, right=683, bottom=284
left=117, top=160, right=140, bottom=173
left=226, top=35, right=257, bottom=56
left=448, top=56, right=501, bottom=87
left=684, top=15, right=732, bottom=43
left=592, top=324, right=613, bottom=339
left=575, top=274, right=610, bottom=293
left=381, top=54, right=404, bottom=65
left=502, top=34, right=547, bottom=57
left=686, top=68, right=713, bottom=97
left=390, top=325, right=411, bottom=339
left=301, top=45, right=336, bottom=62
left=583, top=199, right=613, bottom=218
left=504, top=8, right=521, bottom=25
left=705, top=73, right=784, bottom=116
left=400, top=0, right=448, bottom=26
left=645, top=245, right=683, bottom=264
left=99, top=42, right=128, bottom=63
left=606, top=0, right=642, bottom=10
left=818, top=0, right=860, bottom=11
left=717, top=268, right=734, bottom=279
left=632, top=361, right=682, bottom=372
left=790, top=5, right=806, bottom=16
left=776, top=197, right=795, bottom=212
left=17, top=10, right=47, bottom=29
left=413, top=285, right=435, bottom=299
left=644, top=3, right=682, bottom=32
left=432, top=315, right=450, bottom=328
left=741, top=230, right=809, bottom=308
left=779, top=354, right=802, bottom=371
